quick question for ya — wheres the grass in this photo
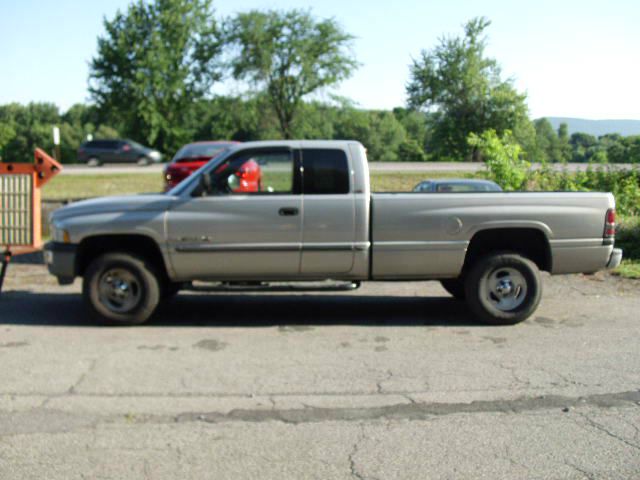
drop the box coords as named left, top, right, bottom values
left=613, top=260, right=640, bottom=279
left=42, top=170, right=472, bottom=200
left=43, top=173, right=164, bottom=201
left=371, top=171, right=476, bottom=192
left=612, top=216, right=640, bottom=279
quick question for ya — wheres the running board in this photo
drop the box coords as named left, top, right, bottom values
left=186, top=280, right=361, bottom=293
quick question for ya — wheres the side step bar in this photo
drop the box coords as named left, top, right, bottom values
left=186, top=280, right=361, bottom=293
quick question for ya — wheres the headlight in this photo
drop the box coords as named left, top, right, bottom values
left=52, top=223, right=71, bottom=243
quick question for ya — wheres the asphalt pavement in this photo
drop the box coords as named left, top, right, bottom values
left=0, top=265, right=639, bottom=479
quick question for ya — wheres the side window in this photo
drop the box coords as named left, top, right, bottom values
left=302, top=149, right=350, bottom=194
left=203, top=150, right=296, bottom=196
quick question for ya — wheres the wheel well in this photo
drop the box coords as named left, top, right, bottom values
left=76, top=235, right=168, bottom=280
left=463, top=228, right=551, bottom=273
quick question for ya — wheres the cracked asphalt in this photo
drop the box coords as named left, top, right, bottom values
left=1, top=264, right=639, bottom=479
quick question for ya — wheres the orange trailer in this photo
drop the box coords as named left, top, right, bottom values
left=0, top=148, right=63, bottom=294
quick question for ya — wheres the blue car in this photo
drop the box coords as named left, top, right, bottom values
left=413, top=179, right=502, bottom=193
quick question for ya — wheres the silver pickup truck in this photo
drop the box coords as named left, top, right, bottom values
left=45, top=140, right=622, bottom=325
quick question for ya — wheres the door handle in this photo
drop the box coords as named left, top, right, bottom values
left=279, top=207, right=299, bottom=216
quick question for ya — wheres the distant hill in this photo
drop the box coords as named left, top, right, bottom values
left=544, top=117, right=640, bottom=137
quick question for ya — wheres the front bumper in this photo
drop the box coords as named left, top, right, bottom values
left=606, top=248, right=623, bottom=270
left=44, top=242, right=78, bottom=285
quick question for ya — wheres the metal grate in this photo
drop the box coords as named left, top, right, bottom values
left=0, top=174, right=33, bottom=246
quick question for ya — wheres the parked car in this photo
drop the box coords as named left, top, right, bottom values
left=164, top=141, right=240, bottom=190
left=414, top=179, right=502, bottom=193
left=46, top=140, right=622, bottom=326
left=78, top=139, right=162, bottom=166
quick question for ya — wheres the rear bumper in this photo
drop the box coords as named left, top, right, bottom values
left=44, top=242, right=77, bottom=285
left=606, top=248, right=623, bottom=270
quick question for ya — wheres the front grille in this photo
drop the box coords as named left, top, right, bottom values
left=0, top=174, right=33, bottom=246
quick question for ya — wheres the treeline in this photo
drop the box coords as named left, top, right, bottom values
left=532, top=118, right=640, bottom=164
left=1, top=99, right=639, bottom=165
left=1, top=2, right=639, bottom=164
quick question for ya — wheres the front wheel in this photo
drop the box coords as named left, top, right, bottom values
left=464, top=253, right=542, bottom=325
left=83, top=253, right=161, bottom=325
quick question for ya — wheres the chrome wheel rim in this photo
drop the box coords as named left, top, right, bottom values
left=98, top=268, right=142, bottom=313
left=484, top=267, right=528, bottom=312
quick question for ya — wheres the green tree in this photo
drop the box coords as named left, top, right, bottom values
left=0, top=122, right=16, bottom=160
left=226, top=9, right=358, bottom=139
left=0, top=103, right=59, bottom=162
left=557, top=123, right=572, bottom=162
left=468, top=129, right=529, bottom=191
left=570, top=132, right=597, bottom=162
left=600, top=134, right=627, bottom=164
left=625, top=136, right=640, bottom=163
left=393, top=107, right=429, bottom=154
left=89, top=0, right=222, bottom=154
left=407, top=17, right=530, bottom=161
left=532, top=118, right=562, bottom=163
left=333, top=109, right=409, bottom=161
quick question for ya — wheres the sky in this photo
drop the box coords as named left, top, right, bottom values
left=1, top=0, right=639, bottom=120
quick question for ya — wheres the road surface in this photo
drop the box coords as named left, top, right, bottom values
left=1, top=264, right=639, bottom=479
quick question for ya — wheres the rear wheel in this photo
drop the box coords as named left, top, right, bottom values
left=464, top=253, right=541, bottom=325
left=83, top=253, right=161, bottom=325
left=87, top=157, right=101, bottom=167
left=440, top=279, right=465, bottom=300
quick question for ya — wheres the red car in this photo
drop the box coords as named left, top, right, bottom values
left=163, top=141, right=240, bottom=190
left=213, top=158, right=262, bottom=193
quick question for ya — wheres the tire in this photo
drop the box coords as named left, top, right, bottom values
left=136, top=157, right=151, bottom=166
left=464, top=253, right=542, bottom=325
left=162, top=282, right=182, bottom=300
left=87, top=157, right=101, bottom=167
left=83, top=253, right=161, bottom=325
left=440, top=279, right=466, bottom=300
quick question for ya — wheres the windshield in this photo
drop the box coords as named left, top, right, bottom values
left=126, top=140, right=146, bottom=150
left=172, top=143, right=234, bottom=162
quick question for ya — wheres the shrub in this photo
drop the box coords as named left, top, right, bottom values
left=468, top=129, right=529, bottom=191
left=616, top=216, right=640, bottom=260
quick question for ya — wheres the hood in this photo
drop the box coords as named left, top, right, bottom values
left=52, top=194, right=175, bottom=221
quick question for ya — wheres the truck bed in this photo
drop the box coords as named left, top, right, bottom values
left=370, top=192, right=616, bottom=279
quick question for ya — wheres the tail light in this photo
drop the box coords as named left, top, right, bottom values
left=603, top=209, right=616, bottom=243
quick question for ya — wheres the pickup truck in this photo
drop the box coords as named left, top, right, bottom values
left=45, top=140, right=623, bottom=326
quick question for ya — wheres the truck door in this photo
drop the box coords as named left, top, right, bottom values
left=166, top=147, right=303, bottom=280
left=300, top=148, right=356, bottom=274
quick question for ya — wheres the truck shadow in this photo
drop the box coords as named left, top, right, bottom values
left=0, top=291, right=479, bottom=327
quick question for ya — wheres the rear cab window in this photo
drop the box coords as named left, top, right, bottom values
left=301, top=149, right=350, bottom=194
